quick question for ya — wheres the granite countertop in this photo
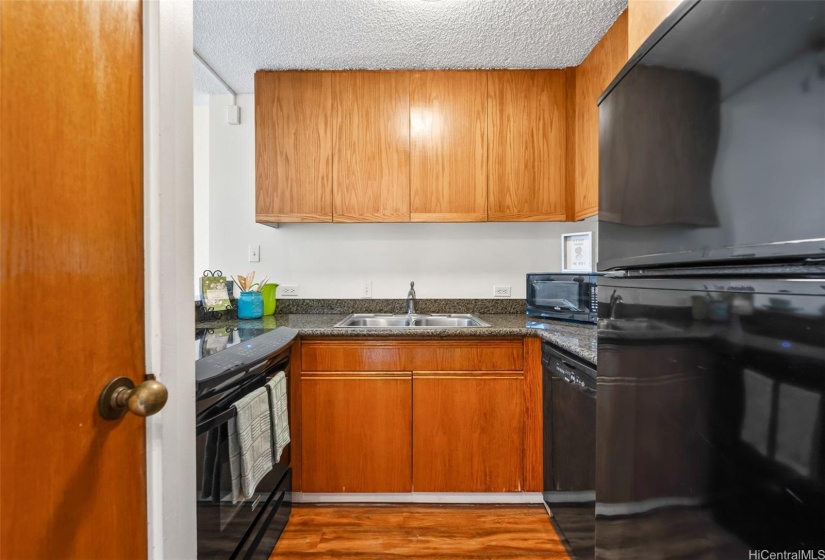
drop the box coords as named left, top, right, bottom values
left=196, top=313, right=597, bottom=365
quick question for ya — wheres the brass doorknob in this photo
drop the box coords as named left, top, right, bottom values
left=98, top=374, right=168, bottom=420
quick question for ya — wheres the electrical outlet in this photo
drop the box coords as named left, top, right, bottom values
left=360, top=281, right=372, bottom=298
left=280, top=285, right=299, bottom=297
left=248, top=245, right=260, bottom=262
left=493, top=285, right=511, bottom=298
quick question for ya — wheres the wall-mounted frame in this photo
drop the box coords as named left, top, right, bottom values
left=561, top=231, right=593, bottom=272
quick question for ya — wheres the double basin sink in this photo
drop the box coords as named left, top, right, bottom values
left=334, top=313, right=491, bottom=329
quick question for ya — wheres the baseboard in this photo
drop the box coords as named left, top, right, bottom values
left=292, top=492, right=545, bottom=504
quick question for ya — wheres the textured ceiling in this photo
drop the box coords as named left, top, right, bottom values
left=194, top=0, right=627, bottom=94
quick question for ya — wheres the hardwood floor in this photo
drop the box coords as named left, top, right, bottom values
left=271, top=504, right=569, bottom=559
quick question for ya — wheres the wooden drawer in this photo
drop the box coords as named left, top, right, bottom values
left=301, top=338, right=524, bottom=372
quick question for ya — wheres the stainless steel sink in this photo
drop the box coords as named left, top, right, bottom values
left=333, top=313, right=491, bottom=329
left=409, top=316, right=485, bottom=327
left=338, top=316, right=412, bottom=327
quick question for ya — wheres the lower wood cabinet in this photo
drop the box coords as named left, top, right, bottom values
left=301, top=372, right=412, bottom=493
left=298, top=338, right=535, bottom=494
left=412, top=373, right=525, bottom=492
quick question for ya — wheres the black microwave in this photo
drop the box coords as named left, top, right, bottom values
left=526, top=273, right=600, bottom=324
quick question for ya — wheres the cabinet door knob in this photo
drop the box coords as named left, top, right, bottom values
left=98, top=374, right=168, bottom=420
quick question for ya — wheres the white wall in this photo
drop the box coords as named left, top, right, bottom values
left=193, top=103, right=210, bottom=295
left=205, top=93, right=597, bottom=299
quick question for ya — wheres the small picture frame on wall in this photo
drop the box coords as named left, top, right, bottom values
left=561, top=232, right=593, bottom=272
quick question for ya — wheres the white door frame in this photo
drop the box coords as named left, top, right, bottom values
left=143, top=1, right=197, bottom=558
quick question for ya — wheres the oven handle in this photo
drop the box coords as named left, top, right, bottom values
left=196, top=406, right=237, bottom=435
left=196, top=366, right=290, bottom=435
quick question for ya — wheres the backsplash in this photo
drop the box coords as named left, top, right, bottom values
left=196, top=298, right=526, bottom=320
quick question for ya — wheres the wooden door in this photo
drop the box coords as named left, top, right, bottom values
left=0, top=1, right=147, bottom=558
left=332, top=71, right=410, bottom=222
left=301, top=373, right=412, bottom=492
left=410, top=71, right=487, bottom=222
left=487, top=70, right=567, bottom=222
left=255, top=71, right=334, bottom=223
left=412, top=374, right=524, bottom=492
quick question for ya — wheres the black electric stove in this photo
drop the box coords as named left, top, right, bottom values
left=195, top=325, right=280, bottom=361
left=195, top=326, right=298, bottom=560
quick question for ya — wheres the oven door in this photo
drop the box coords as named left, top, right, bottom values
left=196, top=405, right=291, bottom=559
left=195, top=365, right=292, bottom=559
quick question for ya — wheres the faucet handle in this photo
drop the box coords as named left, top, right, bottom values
left=410, top=281, right=415, bottom=289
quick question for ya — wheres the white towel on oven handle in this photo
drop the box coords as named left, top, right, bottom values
left=227, top=387, right=274, bottom=504
left=266, top=371, right=291, bottom=463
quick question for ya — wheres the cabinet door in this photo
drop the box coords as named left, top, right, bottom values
left=571, top=13, right=627, bottom=220
left=410, top=71, right=487, bottom=222
left=413, top=374, right=524, bottom=492
left=487, top=70, right=567, bottom=222
left=255, top=71, right=333, bottom=222
left=302, top=373, right=411, bottom=492
left=332, top=72, right=410, bottom=222
left=628, top=0, right=680, bottom=56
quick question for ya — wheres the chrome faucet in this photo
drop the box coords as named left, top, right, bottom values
left=406, top=281, right=417, bottom=314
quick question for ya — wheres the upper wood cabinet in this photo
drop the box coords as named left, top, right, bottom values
left=332, top=71, right=411, bottom=222
left=255, top=63, right=625, bottom=223
left=487, top=70, right=568, bottom=222
left=409, top=71, right=487, bottom=222
left=569, top=12, right=628, bottom=221
left=255, top=72, right=333, bottom=223
left=628, top=0, right=680, bottom=56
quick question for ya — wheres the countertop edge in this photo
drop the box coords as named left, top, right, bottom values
left=197, top=314, right=597, bottom=366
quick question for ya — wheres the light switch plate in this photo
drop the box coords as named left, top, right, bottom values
left=248, top=245, right=260, bottom=262
left=493, top=286, right=511, bottom=298
left=227, top=105, right=241, bottom=125
left=360, top=281, right=372, bottom=298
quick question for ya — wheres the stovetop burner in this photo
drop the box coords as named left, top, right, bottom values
left=194, top=325, right=278, bottom=361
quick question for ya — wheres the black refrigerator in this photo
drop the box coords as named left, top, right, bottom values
left=596, top=1, right=825, bottom=558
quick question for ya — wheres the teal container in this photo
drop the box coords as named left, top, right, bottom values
left=237, top=291, right=264, bottom=319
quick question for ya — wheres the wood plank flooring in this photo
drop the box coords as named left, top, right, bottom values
left=271, top=504, right=569, bottom=559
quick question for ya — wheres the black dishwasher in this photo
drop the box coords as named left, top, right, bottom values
left=542, top=342, right=597, bottom=560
